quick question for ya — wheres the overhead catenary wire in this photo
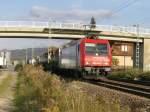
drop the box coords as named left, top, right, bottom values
left=134, top=16, right=150, bottom=28
left=112, top=0, right=140, bottom=15
left=100, top=0, right=140, bottom=22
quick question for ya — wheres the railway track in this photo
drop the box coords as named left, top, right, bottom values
left=86, top=78, right=150, bottom=99
left=110, top=78, right=150, bottom=86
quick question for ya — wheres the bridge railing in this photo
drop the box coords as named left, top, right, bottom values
left=0, top=21, right=49, bottom=28
left=0, top=21, right=150, bottom=35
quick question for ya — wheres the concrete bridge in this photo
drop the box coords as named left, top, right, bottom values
left=0, top=21, right=150, bottom=71
left=0, top=21, right=150, bottom=41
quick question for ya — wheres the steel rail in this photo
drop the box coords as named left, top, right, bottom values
left=86, top=78, right=150, bottom=99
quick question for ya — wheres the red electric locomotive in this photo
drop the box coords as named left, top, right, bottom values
left=59, top=36, right=112, bottom=78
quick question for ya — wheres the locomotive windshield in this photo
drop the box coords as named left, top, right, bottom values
left=85, top=43, right=108, bottom=55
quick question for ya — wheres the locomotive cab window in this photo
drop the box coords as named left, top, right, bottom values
left=97, top=44, right=108, bottom=55
left=85, top=43, right=108, bottom=55
left=85, top=43, right=97, bottom=55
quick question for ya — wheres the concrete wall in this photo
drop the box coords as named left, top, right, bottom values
left=143, top=39, right=150, bottom=71
left=113, top=56, right=133, bottom=67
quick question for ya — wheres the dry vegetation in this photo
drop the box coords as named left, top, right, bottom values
left=14, top=65, right=150, bottom=112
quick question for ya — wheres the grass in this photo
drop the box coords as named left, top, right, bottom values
left=138, top=71, right=150, bottom=81
left=0, top=74, right=13, bottom=96
left=108, top=69, right=150, bottom=81
left=14, top=65, right=132, bottom=112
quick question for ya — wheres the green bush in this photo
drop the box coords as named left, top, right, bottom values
left=108, top=69, right=150, bottom=81
left=108, top=69, right=143, bottom=80
left=112, top=57, right=119, bottom=66
left=14, top=63, right=23, bottom=72
left=138, top=71, right=150, bottom=81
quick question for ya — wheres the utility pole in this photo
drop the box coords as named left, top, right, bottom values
left=32, top=48, right=34, bottom=62
left=90, top=16, right=96, bottom=30
left=26, top=48, right=28, bottom=64
left=48, top=47, right=50, bottom=63
left=133, top=24, right=140, bottom=69
left=83, top=17, right=97, bottom=39
left=49, top=18, right=52, bottom=38
left=3, top=50, right=6, bottom=68
left=135, top=24, right=140, bottom=69
left=124, top=44, right=126, bottom=70
left=47, top=19, right=53, bottom=64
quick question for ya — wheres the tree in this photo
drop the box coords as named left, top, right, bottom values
left=90, top=16, right=96, bottom=29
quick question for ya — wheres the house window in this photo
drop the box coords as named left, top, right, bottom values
left=121, top=45, right=128, bottom=52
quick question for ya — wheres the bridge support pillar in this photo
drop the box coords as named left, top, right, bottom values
left=133, top=42, right=143, bottom=69
left=143, top=39, right=150, bottom=71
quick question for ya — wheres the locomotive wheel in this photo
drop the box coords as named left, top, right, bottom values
left=81, top=70, right=88, bottom=79
left=74, top=70, right=79, bottom=79
left=104, top=71, right=108, bottom=76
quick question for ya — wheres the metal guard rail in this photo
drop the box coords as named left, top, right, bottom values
left=0, top=21, right=149, bottom=35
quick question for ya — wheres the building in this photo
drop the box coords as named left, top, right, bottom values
left=112, top=42, right=134, bottom=68
left=0, top=50, right=11, bottom=68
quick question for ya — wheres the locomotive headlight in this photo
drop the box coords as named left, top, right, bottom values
left=104, top=62, right=108, bottom=65
left=86, top=62, right=89, bottom=65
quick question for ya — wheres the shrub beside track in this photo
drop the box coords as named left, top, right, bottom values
left=14, top=65, right=132, bottom=112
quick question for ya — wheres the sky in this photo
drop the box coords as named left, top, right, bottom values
left=0, top=0, right=149, bottom=50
